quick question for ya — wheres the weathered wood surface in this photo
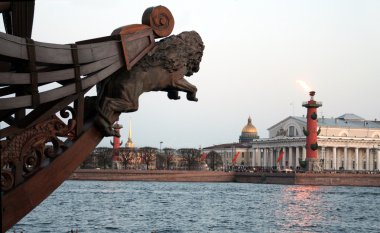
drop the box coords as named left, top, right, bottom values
left=0, top=92, right=87, bottom=138
left=0, top=27, right=156, bottom=111
left=0, top=55, right=120, bottom=85
left=0, top=2, right=10, bottom=13
left=119, top=28, right=155, bottom=70
left=0, top=57, right=124, bottom=110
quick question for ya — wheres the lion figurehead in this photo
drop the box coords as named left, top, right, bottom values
left=135, top=31, right=205, bottom=76
left=93, top=31, right=204, bottom=136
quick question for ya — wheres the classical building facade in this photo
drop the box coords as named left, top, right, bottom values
left=204, top=114, right=380, bottom=171
left=203, top=142, right=252, bottom=168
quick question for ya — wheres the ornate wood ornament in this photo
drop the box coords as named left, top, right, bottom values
left=1, top=108, right=76, bottom=191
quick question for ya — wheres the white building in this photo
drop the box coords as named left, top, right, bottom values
left=204, top=114, right=380, bottom=171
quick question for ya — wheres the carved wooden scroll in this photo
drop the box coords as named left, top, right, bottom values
left=142, top=5, right=175, bottom=38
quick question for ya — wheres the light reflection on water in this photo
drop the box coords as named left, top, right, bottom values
left=275, top=186, right=326, bottom=232
left=9, top=181, right=380, bottom=233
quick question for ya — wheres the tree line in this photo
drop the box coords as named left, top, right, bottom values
left=81, top=147, right=219, bottom=170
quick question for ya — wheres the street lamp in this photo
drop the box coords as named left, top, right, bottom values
left=157, top=141, right=163, bottom=170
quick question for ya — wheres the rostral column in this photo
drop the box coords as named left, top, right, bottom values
left=110, top=122, right=123, bottom=169
left=302, top=91, right=322, bottom=171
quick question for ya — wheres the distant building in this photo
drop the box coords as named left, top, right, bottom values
left=204, top=116, right=259, bottom=167
left=204, top=114, right=380, bottom=171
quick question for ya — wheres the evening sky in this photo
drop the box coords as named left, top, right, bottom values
left=1, top=0, right=379, bottom=149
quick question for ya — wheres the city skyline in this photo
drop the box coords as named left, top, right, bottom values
left=1, top=0, right=379, bottom=148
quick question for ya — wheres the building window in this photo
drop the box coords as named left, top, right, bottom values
left=250, top=152, right=252, bottom=159
left=330, top=160, right=333, bottom=169
left=289, top=126, right=295, bottom=137
left=352, top=161, right=355, bottom=170
left=363, top=161, right=366, bottom=170
left=242, top=152, right=245, bottom=158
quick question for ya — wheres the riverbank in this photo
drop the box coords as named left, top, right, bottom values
left=69, top=169, right=380, bottom=187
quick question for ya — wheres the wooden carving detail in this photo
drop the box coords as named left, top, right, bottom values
left=142, top=5, right=175, bottom=38
left=1, top=107, right=76, bottom=192
left=95, top=31, right=204, bottom=136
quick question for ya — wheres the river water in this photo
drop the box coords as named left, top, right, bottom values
left=9, top=181, right=380, bottom=233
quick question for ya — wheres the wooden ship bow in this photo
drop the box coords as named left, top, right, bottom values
left=0, top=3, right=177, bottom=232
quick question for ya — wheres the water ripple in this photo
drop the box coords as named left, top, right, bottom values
left=8, top=181, right=380, bottom=233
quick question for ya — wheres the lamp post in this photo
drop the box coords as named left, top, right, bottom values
left=158, top=141, right=163, bottom=170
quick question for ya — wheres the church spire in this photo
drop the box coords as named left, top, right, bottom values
left=125, top=119, right=134, bottom=148
left=128, top=119, right=132, bottom=140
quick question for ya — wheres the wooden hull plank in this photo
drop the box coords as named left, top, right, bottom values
left=0, top=60, right=123, bottom=110
left=0, top=54, right=121, bottom=85
left=0, top=32, right=121, bottom=65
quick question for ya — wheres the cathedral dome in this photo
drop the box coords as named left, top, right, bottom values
left=239, top=116, right=259, bottom=143
left=242, top=116, right=257, bottom=134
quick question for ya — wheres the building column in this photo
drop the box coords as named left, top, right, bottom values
left=274, top=148, right=278, bottom=167
left=302, top=147, right=306, bottom=160
left=321, top=147, right=326, bottom=169
left=333, top=147, right=337, bottom=170
left=289, top=147, right=293, bottom=168
left=365, top=148, right=369, bottom=171
left=282, top=147, right=286, bottom=167
left=295, top=147, right=300, bottom=167
left=257, top=148, right=262, bottom=166
left=263, top=148, right=268, bottom=168
left=371, top=148, right=375, bottom=171
left=269, top=148, right=273, bottom=168
left=355, top=148, right=359, bottom=171
left=252, top=148, right=256, bottom=167
left=254, top=148, right=258, bottom=166
left=377, top=150, right=380, bottom=171
left=344, top=147, right=348, bottom=170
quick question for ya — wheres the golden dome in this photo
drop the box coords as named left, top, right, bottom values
left=242, top=116, right=257, bottom=133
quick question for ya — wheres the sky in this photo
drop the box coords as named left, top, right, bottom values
left=1, top=0, right=379, bottom=149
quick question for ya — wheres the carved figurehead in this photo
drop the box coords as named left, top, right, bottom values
left=95, top=31, right=204, bottom=136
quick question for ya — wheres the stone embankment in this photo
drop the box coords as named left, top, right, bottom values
left=69, top=169, right=380, bottom=187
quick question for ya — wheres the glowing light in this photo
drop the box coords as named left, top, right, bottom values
left=296, top=80, right=312, bottom=93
